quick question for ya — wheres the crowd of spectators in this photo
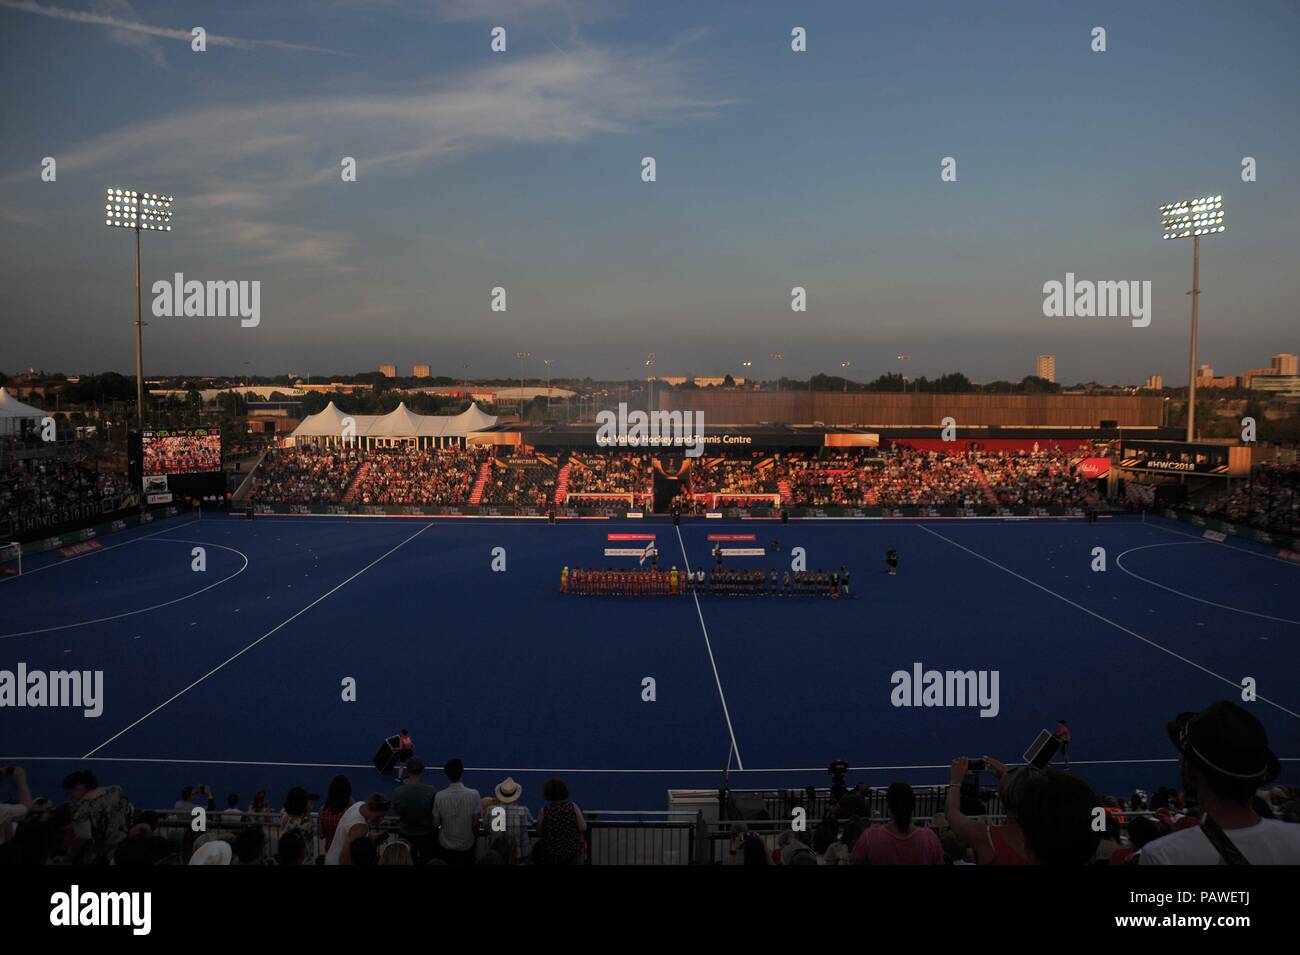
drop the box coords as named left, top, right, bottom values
left=979, top=447, right=1094, bottom=508
left=866, top=449, right=986, bottom=508
left=725, top=701, right=1300, bottom=866
left=565, top=452, right=651, bottom=502
left=244, top=444, right=1112, bottom=512
left=5, top=701, right=1295, bottom=867
left=0, top=759, right=588, bottom=867
left=1196, top=463, right=1300, bottom=534
left=480, top=459, right=557, bottom=508
left=250, top=446, right=363, bottom=505
left=1, top=457, right=129, bottom=533
left=353, top=447, right=484, bottom=506
left=692, top=452, right=780, bottom=498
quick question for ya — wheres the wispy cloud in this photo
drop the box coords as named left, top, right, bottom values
left=20, top=47, right=729, bottom=263
left=0, top=0, right=350, bottom=55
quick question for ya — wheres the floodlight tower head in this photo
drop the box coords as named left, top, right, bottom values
left=1159, top=195, right=1224, bottom=240
left=104, top=188, right=174, bottom=231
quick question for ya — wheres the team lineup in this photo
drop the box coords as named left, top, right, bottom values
left=558, top=547, right=902, bottom=596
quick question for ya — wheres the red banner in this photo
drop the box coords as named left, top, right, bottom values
left=1077, top=457, right=1111, bottom=479
left=708, top=534, right=757, bottom=541
left=608, top=534, right=656, bottom=541
left=58, top=540, right=103, bottom=558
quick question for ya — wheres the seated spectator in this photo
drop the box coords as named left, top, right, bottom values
left=1140, top=701, right=1300, bottom=864
left=378, top=839, right=414, bottom=865
left=232, top=825, right=271, bottom=865
left=1013, top=769, right=1102, bottom=865
left=113, top=814, right=174, bottom=866
left=188, top=840, right=233, bottom=865
left=276, top=829, right=308, bottom=867
left=852, top=782, right=943, bottom=864
left=1109, top=814, right=1166, bottom=865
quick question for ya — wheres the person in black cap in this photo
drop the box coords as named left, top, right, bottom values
left=1139, top=701, right=1298, bottom=865
left=885, top=548, right=899, bottom=576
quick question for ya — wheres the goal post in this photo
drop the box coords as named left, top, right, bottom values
left=0, top=541, right=21, bottom=578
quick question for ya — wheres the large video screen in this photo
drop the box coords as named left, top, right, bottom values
left=142, top=427, right=222, bottom=476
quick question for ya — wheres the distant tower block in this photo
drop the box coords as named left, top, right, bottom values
left=1036, top=355, right=1056, bottom=383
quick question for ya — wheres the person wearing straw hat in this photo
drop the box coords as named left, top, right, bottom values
left=489, top=777, right=535, bottom=864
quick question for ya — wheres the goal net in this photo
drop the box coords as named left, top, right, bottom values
left=0, top=541, right=21, bottom=577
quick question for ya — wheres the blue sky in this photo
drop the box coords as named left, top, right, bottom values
left=1, top=0, right=1297, bottom=384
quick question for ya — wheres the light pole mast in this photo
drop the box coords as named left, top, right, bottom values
left=1187, top=235, right=1201, bottom=442
left=105, top=187, right=173, bottom=429
left=1160, top=195, right=1224, bottom=443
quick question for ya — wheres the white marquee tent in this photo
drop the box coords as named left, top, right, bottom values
left=0, top=389, right=45, bottom=436
left=287, top=401, right=498, bottom=448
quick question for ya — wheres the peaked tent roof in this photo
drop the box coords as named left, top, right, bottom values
left=290, top=401, right=498, bottom=439
left=368, top=402, right=424, bottom=437
left=0, top=389, right=45, bottom=419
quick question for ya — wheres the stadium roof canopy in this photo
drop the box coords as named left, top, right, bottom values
left=288, top=400, right=497, bottom=443
left=0, top=388, right=45, bottom=434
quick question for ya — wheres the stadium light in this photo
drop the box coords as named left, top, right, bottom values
left=1159, top=195, right=1225, bottom=442
left=104, top=187, right=175, bottom=428
left=897, top=354, right=912, bottom=393
left=515, top=351, right=530, bottom=415
left=769, top=353, right=784, bottom=392
left=841, top=360, right=851, bottom=393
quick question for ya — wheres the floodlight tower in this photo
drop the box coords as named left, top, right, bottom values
left=104, top=187, right=174, bottom=428
left=515, top=351, right=530, bottom=416
left=1159, top=195, right=1225, bottom=442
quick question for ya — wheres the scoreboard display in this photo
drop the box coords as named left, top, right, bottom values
left=142, top=427, right=222, bottom=476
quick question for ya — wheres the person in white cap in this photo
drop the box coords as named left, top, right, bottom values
left=188, top=840, right=232, bottom=865
left=490, top=777, right=534, bottom=864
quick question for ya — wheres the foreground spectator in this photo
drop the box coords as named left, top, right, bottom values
left=852, top=782, right=943, bottom=865
left=535, top=778, right=586, bottom=866
left=1013, top=769, right=1102, bottom=865
left=319, top=775, right=352, bottom=855
left=393, top=758, right=438, bottom=864
left=1140, top=701, right=1300, bottom=864
left=64, top=770, right=133, bottom=865
left=0, top=766, right=33, bottom=846
left=276, top=830, right=308, bottom=866
left=433, top=758, right=480, bottom=865
left=324, top=792, right=390, bottom=866
left=379, top=839, right=414, bottom=865
left=489, top=777, right=535, bottom=864
left=280, top=786, right=319, bottom=860
left=945, top=757, right=1028, bottom=865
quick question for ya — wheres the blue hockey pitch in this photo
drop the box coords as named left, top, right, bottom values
left=2, top=512, right=1297, bottom=810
